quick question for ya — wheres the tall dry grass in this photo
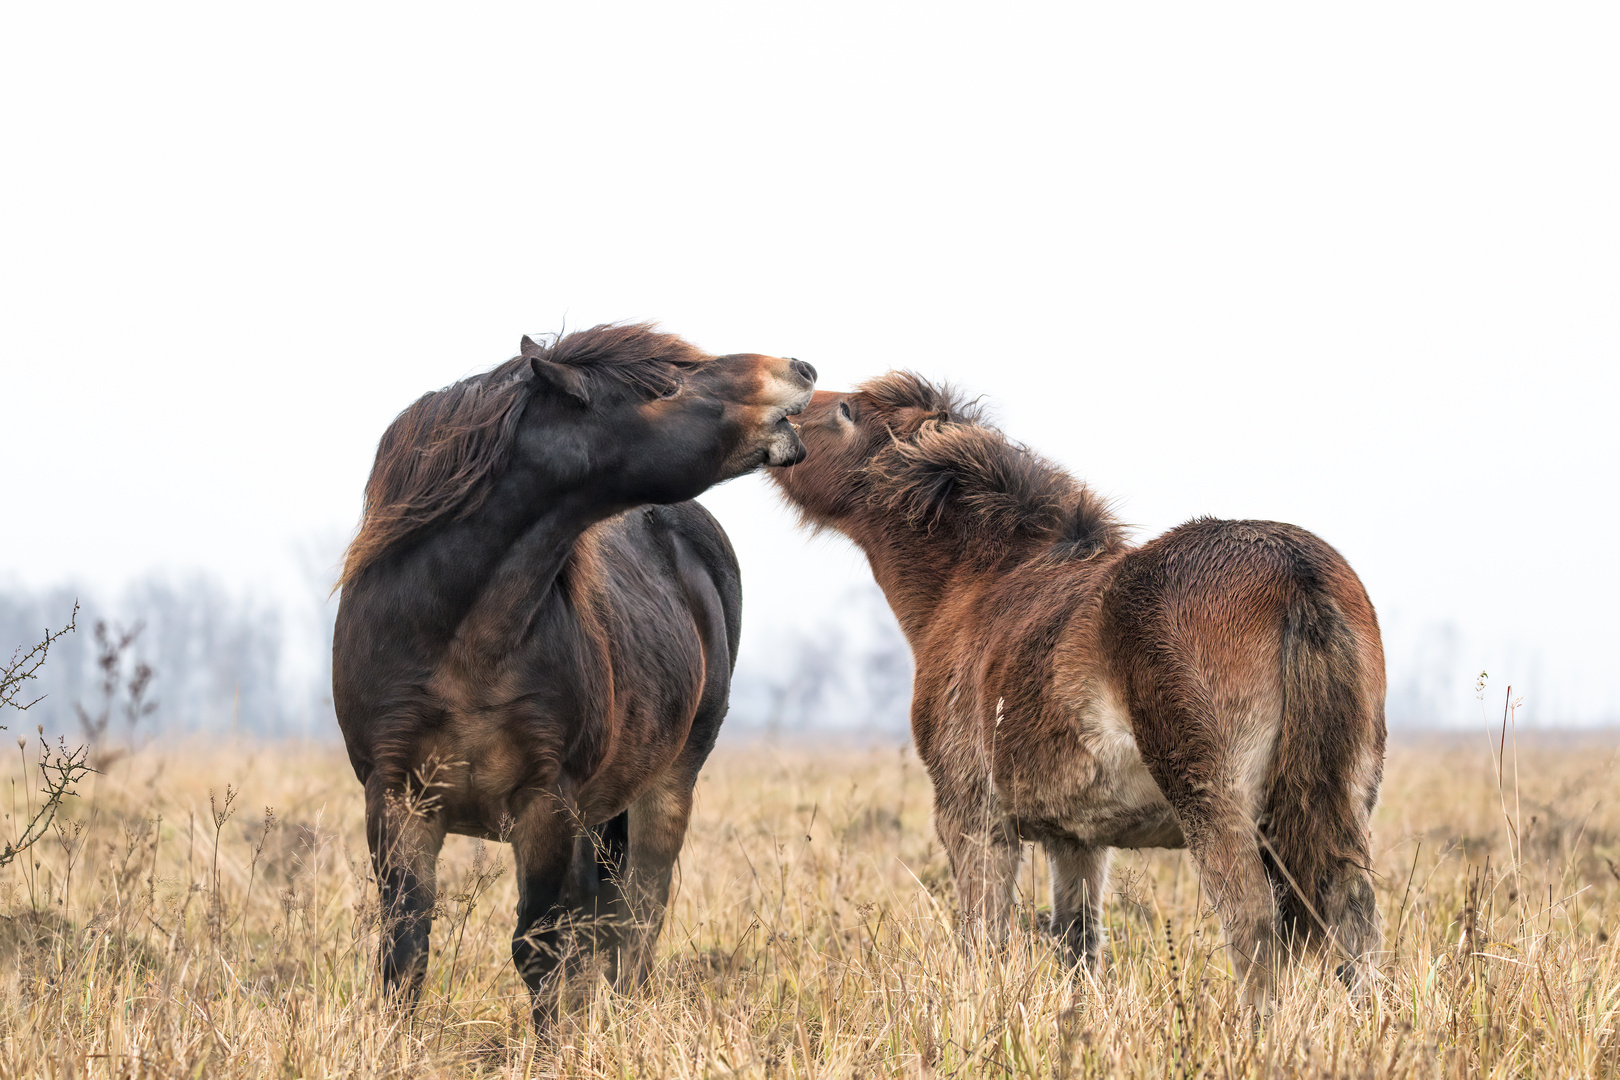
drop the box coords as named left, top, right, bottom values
left=3, top=727, right=1619, bottom=1078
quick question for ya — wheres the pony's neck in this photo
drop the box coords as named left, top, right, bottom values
left=450, top=489, right=618, bottom=653
left=388, top=464, right=628, bottom=646
left=852, top=528, right=972, bottom=647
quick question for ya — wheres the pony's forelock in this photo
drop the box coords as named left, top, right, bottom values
left=857, top=371, right=990, bottom=429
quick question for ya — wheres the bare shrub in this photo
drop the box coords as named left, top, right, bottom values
left=74, top=619, right=157, bottom=770
left=2, top=605, right=93, bottom=873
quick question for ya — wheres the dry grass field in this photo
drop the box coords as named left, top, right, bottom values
left=3, top=727, right=1619, bottom=1078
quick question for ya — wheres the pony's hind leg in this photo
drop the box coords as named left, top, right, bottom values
left=559, top=811, right=631, bottom=980
left=1143, top=729, right=1279, bottom=1005
left=365, top=775, right=447, bottom=1003
left=1122, top=654, right=1280, bottom=1006
left=614, top=773, right=698, bottom=990
left=1045, top=837, right=1111, bottom=969
left=1186, top=813, right=1279, bottom=1008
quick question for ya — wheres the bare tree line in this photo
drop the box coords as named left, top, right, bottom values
left=0, top=576, right=327, bottom=743
left=0, top=573, right=1577, bottom=746
left=0, top=573, right=916, bottom=746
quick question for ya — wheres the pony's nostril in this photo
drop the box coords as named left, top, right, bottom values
left=790, top=359, right=817, bottom=385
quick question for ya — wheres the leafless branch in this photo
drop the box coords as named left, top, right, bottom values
left=1, top=735, right=94, bottom=870
left=0, top=602, right=79, bottom=720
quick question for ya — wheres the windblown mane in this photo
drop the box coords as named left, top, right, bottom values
left=863, top=372, right=1124, bottom=562
left=339, top=323, right=709, bottom=588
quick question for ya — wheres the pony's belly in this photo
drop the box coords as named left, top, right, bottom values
left=1034, top=751, right=1183, bottom=848
left=1030, top=692, right=1185, bottom=850
left=1052, top=795, right=1184, bottom=849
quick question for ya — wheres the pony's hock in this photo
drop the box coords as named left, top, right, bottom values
left=767, top=374, right=1385, bottom=1008
left=332, top=323, right=814, bottom=1025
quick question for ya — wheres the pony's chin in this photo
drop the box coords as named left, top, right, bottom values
left=764, top=423, right=807, bottom=467
left=721, top=422, right=806, bottom=476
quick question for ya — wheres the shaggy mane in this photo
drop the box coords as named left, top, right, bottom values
left=861, top=372, right=1123, bottom=563
left=339, top=323, right=709, bottom=589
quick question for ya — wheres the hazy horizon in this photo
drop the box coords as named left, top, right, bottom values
left=5, top=3, right=1617, bottom=729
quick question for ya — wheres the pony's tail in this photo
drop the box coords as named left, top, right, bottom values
left=1262, top=586, right=1379, bottom=954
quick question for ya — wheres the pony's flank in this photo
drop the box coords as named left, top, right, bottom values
left=339, top=323, right=709, bottom=589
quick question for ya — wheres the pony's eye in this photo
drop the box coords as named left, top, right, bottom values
left=656, top=381, right=683, bottom=401
left=838, top=400, right=853, bottom=422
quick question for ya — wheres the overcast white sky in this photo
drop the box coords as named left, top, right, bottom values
left=3, top=3, right=1617, bottom=724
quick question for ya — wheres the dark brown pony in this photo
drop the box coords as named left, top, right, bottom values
left=768, top=374, right=1384, bottom=1005
left=333, top=324, right=815, bottom=1022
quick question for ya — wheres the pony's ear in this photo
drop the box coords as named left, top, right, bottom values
left=519, top=334, right=546, bottom=358
left=530, top=356, right=592, bottom=407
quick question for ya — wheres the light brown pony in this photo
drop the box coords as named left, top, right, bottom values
left=768, top=373, right=1385, bottom=1003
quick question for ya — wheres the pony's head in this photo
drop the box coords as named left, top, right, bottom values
left=516, top=325, right=815, bottom=500
left=341, top=323, right=814, bottom=588
left=765, top=373, right=969, bottom=526
left=768, top=371, right=1120, bottom=564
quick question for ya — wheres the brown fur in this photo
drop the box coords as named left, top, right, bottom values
left=768, top=374, right=1386, bottom=1004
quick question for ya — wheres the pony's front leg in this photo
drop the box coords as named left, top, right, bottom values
left=365, top=775, right=447, bottom=1004
left=510, top=798, right=580, bottom=1028
left=614, top=773, right=696, bottom=990
left=1045, top=837, right=1111, bottom=968
left=938, top=812, right=1020, bottom=947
